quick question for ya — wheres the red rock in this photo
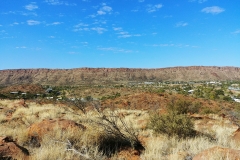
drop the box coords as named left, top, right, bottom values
left=193, top=146, right=240, bottom=160
left=28, top=119, right=86, bottom=142
left=0, top=136, right=29, bottom=160
left=232, top=128, right=240, bottom=145
left=116, top=148, right=141, bottom=160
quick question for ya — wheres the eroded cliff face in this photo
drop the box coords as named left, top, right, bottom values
left=0, top=66, right=240, bottom=86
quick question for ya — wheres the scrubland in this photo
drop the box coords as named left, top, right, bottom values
left=1, top=93, right=240, bottom=160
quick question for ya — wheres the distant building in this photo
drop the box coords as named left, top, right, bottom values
left=188, top=90, right=194, bottom=94
left=10, top=92, right=19, bottom=94
left=234, top=99, right=240, bottom=103
left=228, top=87, right=240, bottom=91
left=144, top=82, right=155, bottom=85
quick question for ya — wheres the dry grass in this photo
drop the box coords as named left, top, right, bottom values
left=30, top=125, right=107, bottom=160
left=0, top=113, right=6, bottom=123
left=1, top=99, right=240, bottom=159
left=0, top=100, right=145, bottom=159
left=141, top=135, right=233, bottom=160
left=141, top=121, right=240, bottom=160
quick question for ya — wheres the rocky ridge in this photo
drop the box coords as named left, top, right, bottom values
left=0, top=66, right=240, bottom=86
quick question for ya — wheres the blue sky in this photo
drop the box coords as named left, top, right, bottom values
left=0, top=0, right=240, bottom=69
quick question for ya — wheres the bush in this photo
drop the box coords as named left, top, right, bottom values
left=200, top=107, right=215, bottom=114
left=189, top=102, right=201, bottom=114
left=148, top=112, right=195, bottom=138
left=90, top=102, right=144, bottom=156
left=94, top=109, right=144, bottom=151
left=173, top=99, right=192, bottom=114
left=167, top=99, right=200, bottom=114
left=148, top=99, right=196, bottom=138
left=223, top=96, right=232, bottom=101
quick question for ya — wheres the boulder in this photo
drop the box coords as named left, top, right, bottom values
left=116, top=148, right=141, bottom=160
left=193, top=146, right=240, bottom=160
left=27, top=119, right=86, bottom=146
left=0, top=136, right=29, bottom=160
left=232, top=128, right=240, bottom=145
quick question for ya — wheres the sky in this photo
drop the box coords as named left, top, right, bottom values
left=0, top=0, right=240, bottom=69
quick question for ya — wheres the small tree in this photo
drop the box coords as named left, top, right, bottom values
left=92, top=102, right=144, bottom=150
left=66, top=95, right=87, bottom=114
left=148, top=99, right=195, bottom=138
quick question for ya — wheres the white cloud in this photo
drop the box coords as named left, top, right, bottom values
left=102, top=6, right=112, bottom=12
left=88, top=14, right=96, bottom=18
left=27, top=20, right=40, bottom=25
left=113, top=27, right=122, bottom=31
left=16, top=46, right=27, bottom=49
left=10, top=22, right=20, bottom=26
left=97, top=10, right=106, bottom=15
left=176, top=21, right=188, bottom=27
left=131, top=9, right=139, bottom=12
left=147, top=4, right=163, bottom=13
left=164, top=15, right=173, bottom=18
left=45, top=0, right=62, bottom=5
left=81, top=42, right=88, bottom=46
left=22, top=12, right=38, bottom=16
left=25, top=3, right=38, bottom=11
left=73, top=28, right=90, bottom=32
left=118, top=31, right=129, bottom=35
left=198, top=0, right=208, bottom=3
left=68, top=52, right=79, bottom=54
left=47, top=22, right=63, bottom=26
left=93, top=19, right=107, bottom=24
left=73, top=23, right=106, bottom=34
left=45, top=0, right=76, bottom=6
left=97, top=4, right=112, bottom=15
left=98, top=47, right=134, bottom=53
left=119, top=34, right=132, bottom=38
left=3, top=10, right=37, bottom=16
left=189, top=0, right=207, bottom=3
left=232, top=30, right=240, bottom=34
left=201, top=6, right=225, bottom=14
left=73, top=23, right=90, bottom=32
left=113, top=27, right=141, bottom=38
left=74, top=23, right=89, bottom=28
left=91, top=27, right=107, bottom=34
left=118, top=33, right=142, bottom=38
left=151, top=43, right=198, bottom=48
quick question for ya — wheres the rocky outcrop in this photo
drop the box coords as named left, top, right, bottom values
left=232, top=128, right=240, bottom=145
left=27, top=119, right=86, bottom=145
left=0, top=136, right=29, bottom=160
left=1, top=66, right=240, bottom=86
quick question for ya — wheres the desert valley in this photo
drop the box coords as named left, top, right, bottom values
left=0, top=66, right=240, bottom=159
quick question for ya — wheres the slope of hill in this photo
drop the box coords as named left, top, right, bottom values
left=0, top=66, right=240, bottom=86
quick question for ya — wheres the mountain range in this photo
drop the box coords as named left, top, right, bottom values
left=1, top=66, right=240, bottom=86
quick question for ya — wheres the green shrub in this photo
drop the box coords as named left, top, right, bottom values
left=201, top=107, right=214, bottom=114
left=148, top=112, right=195, bottom=138
left=223, top=96, right=232, bottom=101
left=188, top=102, right=201, bottom=114
left=148, top=99, right=196, bottom=138
left=167, top=99, right=199, bottom=114
left=174, top=99, right=192, bottom=114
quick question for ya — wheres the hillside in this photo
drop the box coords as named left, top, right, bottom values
left=0, top=66, right=240, bottom=86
